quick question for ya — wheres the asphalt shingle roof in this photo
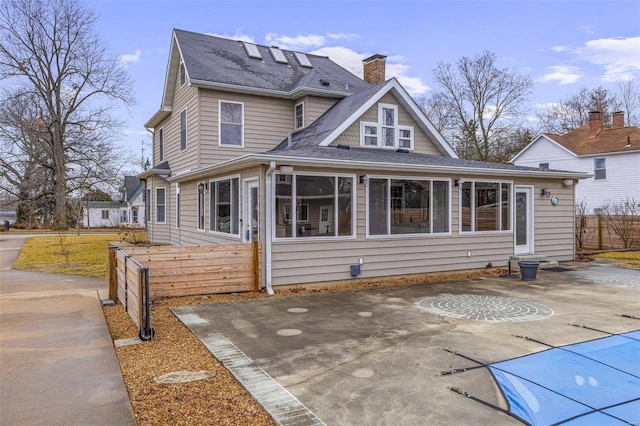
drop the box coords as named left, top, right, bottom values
left=175, top=29, right=370, bottom=96
left=267, top=145, right=576, bottom=174
left=545, top=124, right=640, bottom=155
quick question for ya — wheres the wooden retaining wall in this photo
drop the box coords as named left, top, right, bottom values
left=116, top=243, right=261, bottom=299
left=108, top=247, right=144, bottom=328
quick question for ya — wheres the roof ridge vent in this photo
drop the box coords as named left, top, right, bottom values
left=337, top=144, right=350, bottom=150
left=396, top=148, right=409, bottom=153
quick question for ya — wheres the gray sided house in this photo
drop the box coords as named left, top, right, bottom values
left=141, top=29, right=588, bottom=292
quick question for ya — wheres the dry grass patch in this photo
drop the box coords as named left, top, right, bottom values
left=594, top=250, right=640, bottom=268
left=13, top=234, right=118, bottom=278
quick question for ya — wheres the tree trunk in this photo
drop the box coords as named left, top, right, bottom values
left=53, top=127, right=67, bottom=230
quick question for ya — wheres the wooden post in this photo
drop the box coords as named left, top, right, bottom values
left=597, top=214, right=603, bottom=250
left=253, top=242, right=260, bottom=292
left=108, top=247, right=117, bottom=300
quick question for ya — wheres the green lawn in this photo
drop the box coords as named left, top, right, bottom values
left=13, top=234, right=119, bottom=278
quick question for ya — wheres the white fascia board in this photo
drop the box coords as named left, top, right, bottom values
left=144, top=107, right=172, bottom=129
left=190, top=80, right=348, bottom=100
left=160, top=32, right=181, bottom=110
left=317, top=79, right=459, bottom=159
left=577, top=148, right=640, bottom=158
left=169, top=152, right=591, bottom=182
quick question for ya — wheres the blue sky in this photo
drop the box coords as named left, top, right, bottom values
left=88, top=0, right=640, bottom=171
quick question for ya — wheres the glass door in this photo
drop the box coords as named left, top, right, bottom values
left=515, top=186, right=533, bottom=254
left=243, top=180, right=259, bottom=242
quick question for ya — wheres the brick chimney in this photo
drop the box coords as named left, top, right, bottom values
left=612, top=111, right=625, bottom=129
left=588, top=111, right=603, bottom=138
left=363, top=54, right=387, bottom=85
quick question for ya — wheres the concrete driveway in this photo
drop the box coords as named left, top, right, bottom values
left=0, top=234, right=136, bottom=426
left=174, top=262, right=640, bottom=426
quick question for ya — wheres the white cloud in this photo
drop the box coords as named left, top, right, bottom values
left=578, top=36, right=640, bottom=82
left=310, top=46, right=365, bottom=76
left=534, top=102, right=560, bottom=110
left=536, top=65, right=582, bottom=85
left=386, top=63, right=430, bottom=95
left=326, top=32, right=361, bottom=42
left=265, top=33, right=326, bottom=50
left=119, top=49, right=142, bottom=67
left=552, top=45, right=568, bottom=53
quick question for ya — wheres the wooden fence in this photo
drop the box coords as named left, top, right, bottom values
left=109, top=243, right=260, bottom=301
left=577, top=215, right=640, bottom=251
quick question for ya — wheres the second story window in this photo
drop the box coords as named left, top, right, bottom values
left=219, top=101, right=243, bottom=147
left=594, top=158, right=606, bottom=180
left=180, top=109, right=187, bottom=151
left=360, top=103, right=414, bottom=150
left=295, top=102, right=304, bottom=129
left=179, top=62, right=186, bottom=86
left=158, top=128, right=164, bottom=161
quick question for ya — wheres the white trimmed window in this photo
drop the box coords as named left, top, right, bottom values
left=274, top=173, right=354, bottom=239
left=158, top=128, right=164, bottom=161
left=295, top=102, right=304, bottom=129
left=179, top=62, right=186, bottom=86
left=359, top=103, right=414, bottom=150
left=460, top=181, right=512, bottom=233
left=101, top=210, right=109, bottom=220
left=209, top=177, right=240, bottom=236
left=594, top=158, right=606, bottom=180
left=175, top=183, right=180, bottom=229
left=367, top=177, right=450, bottom=236
left=155, top=187, right=166, bottom=224
left=197, top=182, right=206, bottom=231
left=180, top=109, right=187, bottom=151
left=219, top=101, right=243, bottom=147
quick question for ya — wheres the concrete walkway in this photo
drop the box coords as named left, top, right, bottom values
left=0, top=234, right=136, bottom=426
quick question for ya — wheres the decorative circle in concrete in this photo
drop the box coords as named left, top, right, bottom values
left=352, top=368, right=375, bottom=378
left=419, top=294, right=553, bottom=322
left=593, top=277, right=640, bottom=290
left=287, top=308, right=308, bottom=313
left=358, top=312, right=373, bottom=318
left=277, top=328, right=302, bottom=336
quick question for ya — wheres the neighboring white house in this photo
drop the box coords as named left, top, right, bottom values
left=82, top=177, right=146, bottom=228
left=512, top=111, right=640, bottom=214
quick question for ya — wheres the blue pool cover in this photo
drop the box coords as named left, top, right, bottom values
left=488, top=330, right=640, bottom=425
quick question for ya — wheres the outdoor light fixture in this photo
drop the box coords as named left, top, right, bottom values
left=540, top=188, right=551, bottom=198
left=562, top=179, right=574, bottom=187
left=359, top=175, right=369, bottom=185
left=454, top=179, right=466, bottom=187
left=198, top=182, right=208, bottom=193
left=279, top=165, right=294, bottom=174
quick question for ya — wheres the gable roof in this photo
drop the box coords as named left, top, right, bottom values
left=514, top=123, right=640, bottom=161
left=123, top=176, right=144, bottom=203
left=273, top=78, right=459, bottom=158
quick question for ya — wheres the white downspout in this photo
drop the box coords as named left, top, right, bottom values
left=265, top=161, right=276, bottom=295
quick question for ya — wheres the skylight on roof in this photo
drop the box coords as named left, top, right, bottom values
left=270, top=47, right=288, bottom=64
left=293, top=52, right=312, bottom=68
left=243, top=42, right=262, bottom=59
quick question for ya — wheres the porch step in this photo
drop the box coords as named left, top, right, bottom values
left=509, top=255, right=559, bottom=271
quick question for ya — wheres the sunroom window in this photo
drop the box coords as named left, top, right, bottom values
left=460, top=181, right=511, bottom=232
left=209, top=177, right=239, bottom=235
left=368, top=178, right=449, bottom=236
left=275, top=174, right=354, bottom=238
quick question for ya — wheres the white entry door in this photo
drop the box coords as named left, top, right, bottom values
left=515, top=186, right=534, bottom=254
left=243, top=180, right=259, bottom=243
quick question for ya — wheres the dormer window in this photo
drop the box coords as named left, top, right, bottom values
left=360, top=103, right=414, bottom=150
left=295, top=102, right=304, bottom=129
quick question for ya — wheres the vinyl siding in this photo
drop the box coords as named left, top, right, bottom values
left=199, top=90, right=293, bottom=164
left=300, top=96, right=338, bottom=128
left=330, top=93, right=442, bottom=155
left=269, top=171, right=576, bottom=287
left=514, top=138, right=640, bottom=213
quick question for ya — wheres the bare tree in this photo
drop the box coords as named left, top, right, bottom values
left=0, top=0, right=134, bottom=229
left=428, top=51, right=533, bottom=162
left=535, top=85, right=638, bottom=134
left=601, top=198, right=640, bottom=249
left=575, top=199, right=589, bottom=250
